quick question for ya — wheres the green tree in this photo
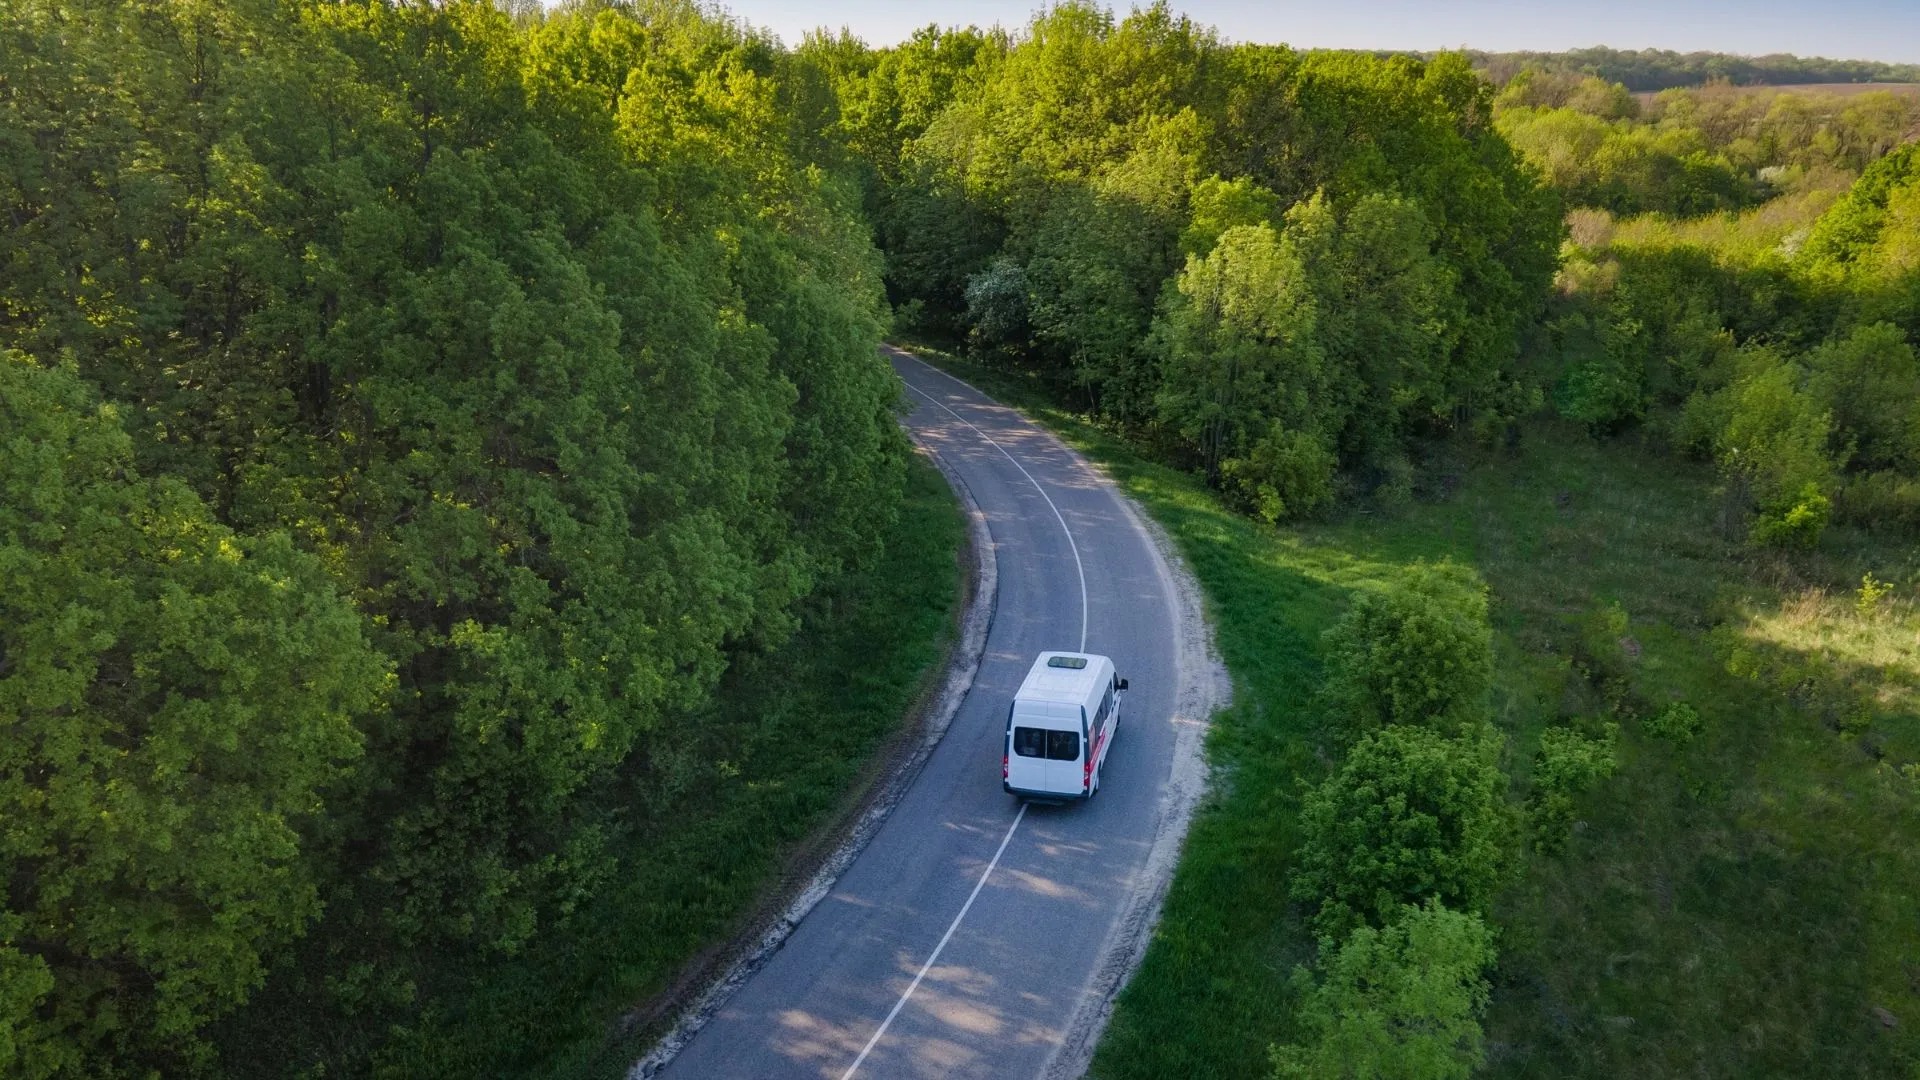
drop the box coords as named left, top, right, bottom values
left=1153, top=220, right=1331, bottom=514
left=1293, top=725, right=1511, bottom=937
left=1689, top=348, right=1840, bottom=545
left=1528, top=723, right=1620, bottom=853
left=1318, top=564, right=1495, bottom=741
left=1803, top=321, right=1920, bottom=471
left=1272, top=900, right=1497, bottom=1080
left=0, top=355, right=387, bottom=1074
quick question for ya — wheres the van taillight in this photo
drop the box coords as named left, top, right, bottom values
left=1002, top=754, right=1009, bottom=780
left=1084, top=754, right=1092, bottom=789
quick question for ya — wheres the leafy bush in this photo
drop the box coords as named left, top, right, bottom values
left=1834, top=471, right=1920, bottom=538
left=1319, top=563, right=1496, bottom=741
left=1292, top=725, right=1512, bottom=938
left=1272, top=900, right=1496, bottom=1080
left=964, top=256, right=1032, bottom=352
left=1528, top=723, right=1620, bottom=853
left=1802, top=321, right=1920, bottom=472
left=1552, top=308, right=1649, bottom=430
left=1221, top=423, right=1338, bottom=523
left=1703, top=349, right=1841, bottom=546
left=1642, top=701, right=1705, bottom=743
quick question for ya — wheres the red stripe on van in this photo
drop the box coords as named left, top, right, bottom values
left=1084, top=729, right=1107, bottom=789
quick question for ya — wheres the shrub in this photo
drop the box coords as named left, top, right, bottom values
left=1642, top=701, right=1704, bottom=743
left=1856, top=572, right=1893, bottom=618
left=1528, top=723, right=1620, bottom=853
left=963, top=256, right=1032, bottom=353
left=1707, top=349, right=1840, bottom=547
left=1272, top=900, right=1496, bottom=1080
left=1833, top=470, right=1920, bottom=538
left=1319, top=563, right=1495, bottom=742
left=1574, top=599, right=1634, bottom=685
left=1221, top=423, right=1338, bottom=523
left=1292, top=725, right=1512, bottom=938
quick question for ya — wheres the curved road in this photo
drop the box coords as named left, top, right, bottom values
left=656, top=349, right=1182, bottom=1080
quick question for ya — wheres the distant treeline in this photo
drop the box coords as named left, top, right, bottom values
left=1463, top=46, right=1920, bottom=92
left=1492, top=69, right=1920, bottom=218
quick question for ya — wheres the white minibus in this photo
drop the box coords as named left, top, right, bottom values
left=1002, top=652, right=1128, bottom=802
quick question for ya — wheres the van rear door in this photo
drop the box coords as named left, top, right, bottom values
left=1044, top=718, right=1083, bottom=795
left=1008, top=701, right=1082, bottom=798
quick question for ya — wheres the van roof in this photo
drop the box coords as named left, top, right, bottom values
left=1015, top=651, right=1113, bottom=706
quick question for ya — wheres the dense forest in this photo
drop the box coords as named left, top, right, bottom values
left=1, top=1, right=910, bottom=1074
left=4, top=1, right=1919, bottom=1077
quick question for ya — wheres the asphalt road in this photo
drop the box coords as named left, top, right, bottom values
left=656, top=349, right=1181, bottom=1080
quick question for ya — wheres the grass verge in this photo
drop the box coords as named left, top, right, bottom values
left=218, top=449, right=966, bottom=1079
left=897, top=340, right=1920, bottom=1080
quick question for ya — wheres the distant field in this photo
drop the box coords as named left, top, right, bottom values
left=1634, top=82, right=1920, bottom=101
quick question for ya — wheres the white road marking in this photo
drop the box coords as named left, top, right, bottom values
left=840, top=803, right=1028, bottom=1080
left=900, top=372, right=1088, bottom=652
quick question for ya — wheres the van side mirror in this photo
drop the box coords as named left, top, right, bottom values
left=1116, top=677, right=1129, bottom=692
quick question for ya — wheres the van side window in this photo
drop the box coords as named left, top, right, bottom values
left=1046, top=730, right=1080, bottom=761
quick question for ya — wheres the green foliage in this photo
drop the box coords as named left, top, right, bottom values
left=1574, top=599, right=1634, bottom=688
left=0, top=356, right=387, bottom=1073
left=1550, top=308, right=1650, bottom=429
left=1527, top=724, right=1620, bottom=853
left=1857, top=572, right=1893, bottom=617
left=1679, top=347, right=1840, bottom=545
left=1834, top=469, right=1920, bottom=536
left=1154, top=221, right=1327, bottom=498
left=0, top=0, right=914, bottom=1071
left=963, top=256, right=1032, bottom=350
left=1272, top=901, right=1497, bottom=1080
left=1318, top=564, right=1495, bottom=741
left=1293, top=725, right=1511, bottom=938
left=1221, top=423, right=1338, bottom=524
left=1641, top=700, right=1705, bottom=743
left=1181, top=174, right=1281, bottom=256
left=832, top=13, right=1559, bottom=507
left=1803, top=141, right=1920, bottom=271
left=1802, top=321, right=1920, bottom=471
left=1497, top=104, right=1753, bottom=217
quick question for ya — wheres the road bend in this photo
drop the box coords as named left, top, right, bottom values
left=654, top=348, right=1180, bottom=1080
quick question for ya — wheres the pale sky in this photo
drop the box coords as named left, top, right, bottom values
left=716, top=0, right=1920, bottom=65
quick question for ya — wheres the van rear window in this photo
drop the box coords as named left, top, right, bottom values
left=1012, top=727, right=1081, bottom=761
left=1013, top=727, right=1047, bottom=758
left=1047, top=730, right=1079, bottom=761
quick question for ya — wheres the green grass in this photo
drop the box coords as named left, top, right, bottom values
left=897, top=341, right=1920, bottom=1079
left=218, top=451, right=966, bottom=1079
